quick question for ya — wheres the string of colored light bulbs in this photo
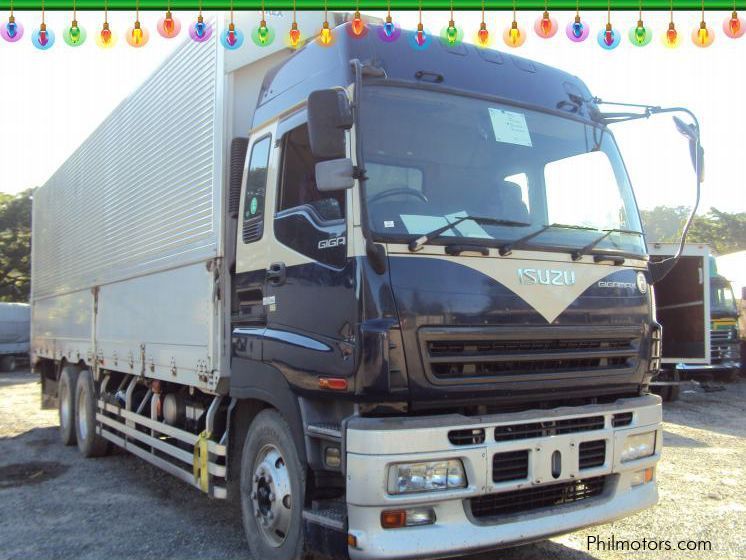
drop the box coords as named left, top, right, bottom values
left=3, top=3, right=744, bottom=49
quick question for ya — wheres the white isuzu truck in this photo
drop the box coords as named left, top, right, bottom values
left=32, top=12, right=703, bottom=560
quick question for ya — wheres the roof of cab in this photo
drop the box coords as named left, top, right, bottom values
left=254, top=22, right=598, bottom=128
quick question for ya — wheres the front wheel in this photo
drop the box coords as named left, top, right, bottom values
left=240, top=409, right=306, bottom=560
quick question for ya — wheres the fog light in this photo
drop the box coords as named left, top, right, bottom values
left=621, top=431, right=656, bottom=462
left=325, top=446, right=341, bottom=468
left=388, top=459, right=466, bottom=494
left=381, top=507, right=436, bottom=529
left=631, top=467, right=654, bottom=486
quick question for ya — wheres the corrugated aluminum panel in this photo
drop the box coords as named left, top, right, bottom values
left=32, top=32, right=221, bottom=300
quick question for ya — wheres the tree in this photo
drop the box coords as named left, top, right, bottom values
left=0, top=190, right=33, bottom=302
left=640, top=206, right=746, bottom=255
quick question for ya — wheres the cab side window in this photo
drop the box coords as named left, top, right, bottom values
left=274, top=124, right=347, bottom=268
left=242, top=136, right=271, bottom=244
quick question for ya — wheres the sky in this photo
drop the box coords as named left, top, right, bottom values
left=0, top=9, right=743, bottom=214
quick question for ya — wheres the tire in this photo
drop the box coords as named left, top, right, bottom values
left=75, top=369, right=109, bottom=458
left=59, top=366, right=79, bottom=446
left=240, top=409, right=306, bottom=560
left=1, top=356, right=18, bottom=372
left=715, top=368, right=739, bottom=383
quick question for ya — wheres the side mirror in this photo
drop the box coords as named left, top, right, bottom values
left=315, top=158, right=355, bottom=192
left=307, top=89, right=353, bottom=160
left=673, top=116, right=705, bottom=183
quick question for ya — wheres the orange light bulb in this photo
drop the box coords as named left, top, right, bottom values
left=351, top=10, right=365, bottom=36
left=289, top=21, right=300, bottom=47
left=477, top=22, right=489, bottom=46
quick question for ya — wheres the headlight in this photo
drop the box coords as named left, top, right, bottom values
left=621, top=431, right=656, bottom=462
left=387, top=459, right=467, bottom=494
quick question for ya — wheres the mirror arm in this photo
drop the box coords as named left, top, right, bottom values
left=594, top=98, right=702, bottom=284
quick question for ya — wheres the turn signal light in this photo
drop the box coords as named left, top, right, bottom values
left=319, top=377, right=348, bottom=391
left=381, top=507, right=436, bottom=528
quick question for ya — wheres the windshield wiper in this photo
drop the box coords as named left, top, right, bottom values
left=499, top=223, right=643, bottom=260
left=408, top=215, right=530, bottom=252
left=499, top=223, right=597, bottom=256
left=571, top=228, right=643, bottom=261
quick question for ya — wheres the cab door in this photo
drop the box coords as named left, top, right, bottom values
left=261, top=118, right=358, bottom=382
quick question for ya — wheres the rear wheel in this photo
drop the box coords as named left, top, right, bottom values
left=715, top=368, right=739, bottom=383
left=75, top=369, right=109, bottom=457
left=1, top=356, right=18, bottom=372
left=58, top=366, right=79, bottom=446
left=240, top=409, right=306, bottom=560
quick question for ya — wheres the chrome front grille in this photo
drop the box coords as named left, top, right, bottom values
left=710, top=328, right=739, bottom=364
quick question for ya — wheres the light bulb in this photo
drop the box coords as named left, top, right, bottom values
left=288, top=21, right=301, bottom=48
left=63, top=20, right=87, bottom=46
left=32, top=23, right=55, bottom=49
left=629, top=20, right=652, bottom=46
left=351, top=10, right=365, bottom=36
left=96, top=21, right=117, bottom=48
left=723, top=11, right=745, bottom=38
left=126, top=20, right=149, bottom=47
left=378, top=15, right=400, bottom=42
left=189, top=15, right=212, bottom=42
left=566, top=16, right=589, bottom=42
left=503, top=20, right=526, bottom=47
left=692, top=21, right=714, bottom=47
left=384, top=17, right=394, bottom=37
left=662, top=21, right=679, bottom=47
left=251, top=19, right=274, bottom=46
left=220, top=22, right=244, bottom=49
left=534, top=11, right=558, bottom=38
left=597, top=23, right=620, bottom=49
left=410, top=22, right=429, bottom=49
left=476, top=21, right=489, bottom=46
left=1, top=15, right=23, bottom=42
left=319, top=21, right=332, bottom=45
left=446, top=19, right=458, bottom=44
left=157, top=10, right=181, bottom=38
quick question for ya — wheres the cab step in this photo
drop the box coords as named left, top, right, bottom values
left=306, top=423, right=342, bottom=442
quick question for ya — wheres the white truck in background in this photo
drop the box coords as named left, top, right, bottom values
left=0, top=302, right=30, bottom=371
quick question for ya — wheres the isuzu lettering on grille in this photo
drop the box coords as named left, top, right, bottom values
left=517, top=268, right=576, bottom=286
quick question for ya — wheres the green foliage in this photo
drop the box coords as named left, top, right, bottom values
left=0, top=190, right=33, bottom=302
left=640, top=206, right=746, bottom=255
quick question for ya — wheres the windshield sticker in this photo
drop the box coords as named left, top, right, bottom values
left=488, top=108, right=533, bottom=147
left=446, top=212, right=492, bottom=239
left=384, top=220, right=395, bottom=228
left=400, top=215, right=457, bottom=236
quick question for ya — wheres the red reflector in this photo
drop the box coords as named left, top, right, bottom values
left=381, top=510, right=407, bottom=529
left=319, top=377, right=348, bottom=391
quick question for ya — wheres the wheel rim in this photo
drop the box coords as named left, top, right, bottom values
left=77, top=387, right=88, bottom=441
left=250, top=443, right=292, bottom=548
left=60, top=380, right=70, bottom=429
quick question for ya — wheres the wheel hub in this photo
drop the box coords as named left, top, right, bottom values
left=251, top=444, right=292, bottom=547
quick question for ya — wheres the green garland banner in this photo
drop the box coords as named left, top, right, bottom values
left=0, top=0, right=734, bottom=9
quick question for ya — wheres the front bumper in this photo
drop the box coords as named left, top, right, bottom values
left=345, top=394, right=662, bottom=560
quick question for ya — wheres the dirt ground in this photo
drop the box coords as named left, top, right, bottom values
left=1, top=370, right=744, bottom=560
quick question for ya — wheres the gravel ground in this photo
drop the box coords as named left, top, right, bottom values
left=1, top=371, right=744, bottom=560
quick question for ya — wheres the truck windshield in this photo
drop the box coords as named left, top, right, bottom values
left=360, top=86, right=645, bottom=256
left=711, top=281, right=737, bottom=315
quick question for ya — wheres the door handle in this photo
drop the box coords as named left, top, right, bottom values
left=266, top=262, right=287, bottom=286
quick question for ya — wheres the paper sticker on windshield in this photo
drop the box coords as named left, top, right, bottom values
left=400, top=215, right=456, bottom=236
left=488, top=108, right=532, bottom=147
